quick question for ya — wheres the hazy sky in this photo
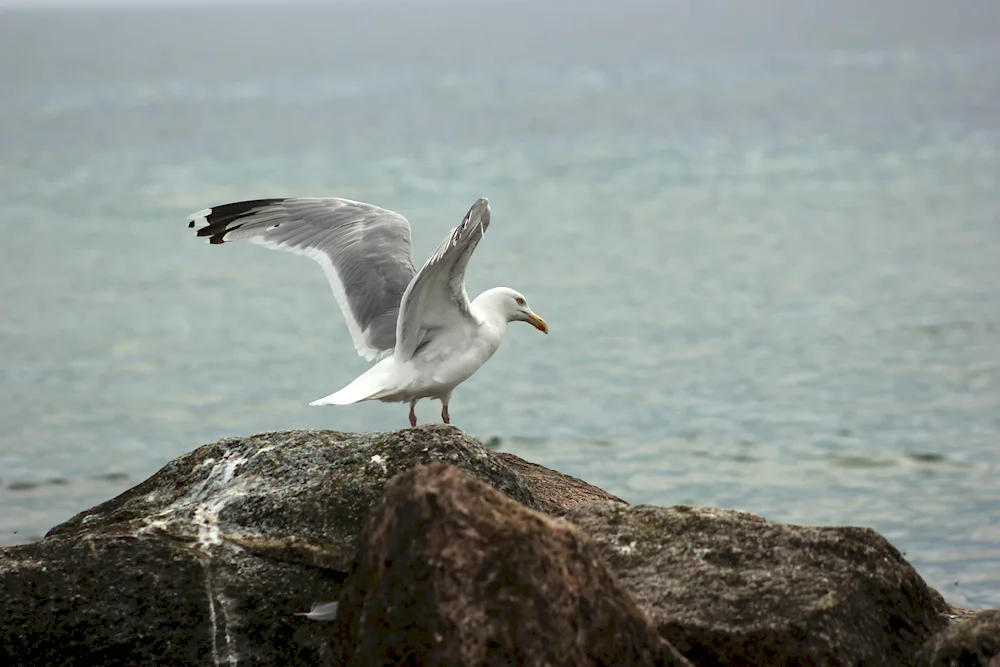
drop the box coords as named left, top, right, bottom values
left=0, top=0, right=184, bottom=5
left=0, top=0, right=320, bottom=7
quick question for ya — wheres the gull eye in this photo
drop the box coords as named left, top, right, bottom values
left=515, top=297, right=525, bottom=306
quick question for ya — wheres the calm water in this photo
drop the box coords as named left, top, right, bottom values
left=1, top=0, right=998, bottom=609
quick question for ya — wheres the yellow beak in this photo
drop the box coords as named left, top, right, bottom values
left=527, top=313, right=549, bottom=334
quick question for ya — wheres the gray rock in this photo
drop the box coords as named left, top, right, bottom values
left=0, top=530, right=341, bottom=666
left=561, top=502, right=952, bottom=666
left=47, top=426, right=540, bottom=571
left=329, top=463, right=691, bottom=667
left=0, top=426, right=962, bottom=665
left=0, top=426, right=619, bottom=666
left=916, top=609, right=1000, bottom=667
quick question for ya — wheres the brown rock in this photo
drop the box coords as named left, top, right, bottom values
left=915, top=609, right=1000, bottom=667
left=562, top=503, right=951, bottom=667
left=330, top=464, right=690, bottom=667
left=495, top=451, right=627, bottom=513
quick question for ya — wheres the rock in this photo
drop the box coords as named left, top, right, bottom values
left=0, top=426, right=963, bottom=665
left=915, top=609, right=1000, bottom=667
left=47, top=426, right=541, bottom=571
left=561, top=503, right=952, bottom=666
left=0, top=426, right=618, bottom=666
left=329, top=463, right=690, bottom=667
left=495, top=452, right=627, bottom=513
left=0, top=530, right=341, bottom=666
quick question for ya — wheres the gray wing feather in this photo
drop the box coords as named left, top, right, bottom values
left=394, top=198, right=491, bottom=361
left=187, top=198, right=417, bottom=361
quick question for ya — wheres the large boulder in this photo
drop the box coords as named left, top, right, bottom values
left=0, top=426, right=621, bottom=666
left=915, top=609, right=1000, bottom=667
left=562, top=502, right=953, bottom=666
left=0, top=425, right=961, bottom=666
left=329, top=464, right=691, bottom=666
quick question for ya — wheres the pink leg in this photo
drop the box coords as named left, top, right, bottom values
left=408, top=402, right=417, bottom=428
left=441, top=403, right=450, bottom=424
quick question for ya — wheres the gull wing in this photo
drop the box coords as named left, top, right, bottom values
left=394, top=198, right=491, bottom=362
left=187, top=197, right=417, bottom=360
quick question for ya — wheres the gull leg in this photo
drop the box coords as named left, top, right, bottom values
left=408, top=401, right=418, bottom=428
left=441, top=395, right=451, bottom=424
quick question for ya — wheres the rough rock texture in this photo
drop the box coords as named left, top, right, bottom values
left=0, top=426, right=618, bottom=666
left=561, top=502, right=952, bottom=667
left=47, top=426, right=545, bottom=571
left=495, top=452, right=627, bottom=513
left=915, top=609, right=1000, bottom=667
left=330, top=464, right=691, bottom=667
left=0, top=531, right=339, bottom=666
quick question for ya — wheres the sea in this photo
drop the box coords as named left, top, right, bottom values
left=1, top=0, right=998, bottom=610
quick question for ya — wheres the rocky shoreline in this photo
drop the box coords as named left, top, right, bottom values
left=1, top=426, right=995, bottom=666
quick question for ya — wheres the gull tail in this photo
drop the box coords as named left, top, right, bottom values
left=310, top=359, right=398, bottom=406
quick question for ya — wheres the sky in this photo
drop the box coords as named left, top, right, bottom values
left=0, top=0, right=328, bottom=7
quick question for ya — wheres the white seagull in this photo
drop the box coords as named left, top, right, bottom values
left=186, top=197, right=548, bottom=427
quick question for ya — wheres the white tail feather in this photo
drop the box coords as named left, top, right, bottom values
left=310, top=359, right=398, bottom=406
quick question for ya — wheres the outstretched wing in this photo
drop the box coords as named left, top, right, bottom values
left=394, top=197, right=491, bottom=361
left=187, top=197, right=417, bottom=361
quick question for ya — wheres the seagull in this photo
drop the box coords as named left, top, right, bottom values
left=186, top=197, right=548, bottom=427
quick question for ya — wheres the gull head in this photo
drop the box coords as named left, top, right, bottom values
left=483, top=287, right=548, bottom=333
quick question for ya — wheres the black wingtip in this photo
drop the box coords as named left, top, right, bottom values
left=188, top=198, right=285, bottom=245
left=196, top=221, right=243, bottom=244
